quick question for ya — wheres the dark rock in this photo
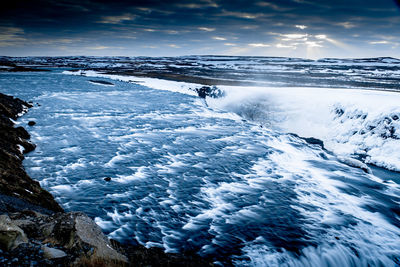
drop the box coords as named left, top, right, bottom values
left=0, top=93, right=63, bottom=213
left=120, top=243, right=214, bottom=267
left=0, top=214, right=28, bottom=250
left=303, top=137, right=325, bottom=149
left=384, top=117, right=392, bottom=124
left=28, top=121, right=36, bottom=126
left=104, top=177, right=111, bottom=182
left=42, top=246, right=67, bottom=259
left=193, top=86, right=225, bottom=99
left=290, top=133, right=325, bottom=149
left=0, top=194, right=55, bottom=215
left=15, top=126, right=30, bottom=139
left=20, top=140, right=36, bottom=154
left=334, top=107, right=344, bottom=117
left=7, top=66, right=50, bottom=72
left=11, top=211, right=128, bottom=264
left=89, top=80, right=114, bottom=86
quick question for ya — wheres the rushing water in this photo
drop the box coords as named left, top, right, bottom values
left=1, top=71, right=400, bottom=266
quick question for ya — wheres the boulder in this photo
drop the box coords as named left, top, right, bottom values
left=0, top=215, right=28, bottom=250
left=194, top=86, right=225, bottom=99
left=42, top=246, right=67, bottom=259
left=43, top=212, right=128, bottom=264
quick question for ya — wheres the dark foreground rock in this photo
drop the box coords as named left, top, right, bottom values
left=0, top=93, right=213, bottom=266
left=0, top=211, right=213, bottom=266
left=0, top=211, right=128, bottom=266
left=0, top=93, right=62, bottom=213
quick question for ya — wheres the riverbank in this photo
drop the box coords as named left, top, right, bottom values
left=0, top=93, right=212, bottom=266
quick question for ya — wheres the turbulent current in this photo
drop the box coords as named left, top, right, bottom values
left=1, top=71, right=400, bottom=266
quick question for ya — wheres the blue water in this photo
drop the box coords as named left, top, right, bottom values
left=1, top=71, right=400, bottom=266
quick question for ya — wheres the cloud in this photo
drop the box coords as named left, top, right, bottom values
left=276, top=43, right=296, bottom=49
left=281, top=33, right=308, bottom=39
left=87, top=46, right=111, bottom=50
left=27, top=37, right=84, bottom=46
left=166, top=30, right=179, bottom=34
left=176, top=0, right=219, bottom=9
left=218, top=10, right=262, bottom=19
left=168, top=44, right=181, bottom=48
left=295, top=25, right=307, bottom=30
left=241, top=25, right=259, bottom=30
left=305, top=41, right=323, bottom=47
left=248, top=43, right=270, bottom=47
left=224, top=43, right=236, bottom=46
left=369, top=40, right=389, bottom=45
left=336, top=22, right=356, bottom=29
left=315, top=34, right=327, bottom=39
left=98, top=13, right=136, bottom=24
left=176, top=2, right=218, bottom=9
left=198, top=27, right=216, bottom=32
left=225, top=46, right=251, bottom=55
left=142, top=45, right=158, bottom=49
left=213, top=36, right=227, bottom=41
left=256, top=2, right=292, bottom=11
left=0, top=27, right=26, bottom=46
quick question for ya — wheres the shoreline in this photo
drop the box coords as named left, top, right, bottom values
left=0, top=93, right=213, bottom=266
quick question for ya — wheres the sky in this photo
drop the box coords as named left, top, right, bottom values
left=1, top=0, right=400, bottom=59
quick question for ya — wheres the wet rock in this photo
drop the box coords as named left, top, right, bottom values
left=303, top=137, right=325, bottom=149
left=28, top=121, right=36, bottom=126
left=193, top=85, right=225, bottom=99
left=334, top=107, right=345, bottom=117
left=0, top=93, right=63, bottom=213
left=42, top=212, right=128, bottom=264
left=75, top=213, right=127, bottom=263
left=89, top=80, right=114, bottom=86
left=104, top=177, right=111, bottom=181
left=289, top=133, right=325, bottom=149
left=42, top=246, right=67, bottom=259
left=19, top=140, right=36, bottom=154
left=0, top=214, right=28, bottom=250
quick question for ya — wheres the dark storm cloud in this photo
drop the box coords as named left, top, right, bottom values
left=0, top=0, right=399, bottom=57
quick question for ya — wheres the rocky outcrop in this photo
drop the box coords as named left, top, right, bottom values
left=89, top=80, right=114, bottom=86
left=0, top=93, right=63, bottom=213
left=192, top=86, right=225, bottom=99
left=0, top=210, right=128, bottom=266
left=0, top=214, right=28, bottom=250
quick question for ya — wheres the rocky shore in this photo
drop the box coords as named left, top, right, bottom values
left=0, top=93, right=212, bottom=266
